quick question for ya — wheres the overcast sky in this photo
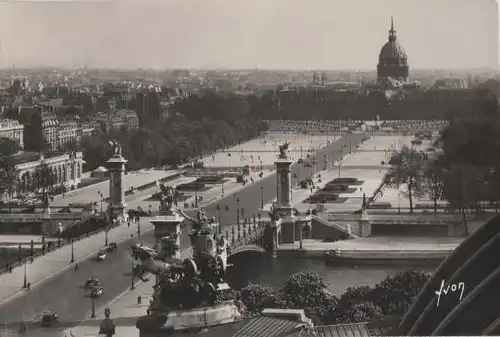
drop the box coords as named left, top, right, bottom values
left=0, top=0, right=497, bottom=70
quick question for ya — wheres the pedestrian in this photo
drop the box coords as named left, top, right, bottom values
left=137, top=295, right=142, bottom=305
left=74, top=263, right=79, bottom=272
left=128, top=221, right=131, bottom=228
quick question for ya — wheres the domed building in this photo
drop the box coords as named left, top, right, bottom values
left=377, top=17, right=409, bottom=84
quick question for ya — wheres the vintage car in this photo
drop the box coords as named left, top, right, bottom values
left=106, top=242, right=118, bottom=252
left=84, top=277, right=100, bottom=288
left=40, top=312, right=58, bottom=327
left=96, top=250, right=107, bottom=261
left=91, top=287, right=104, bottom=298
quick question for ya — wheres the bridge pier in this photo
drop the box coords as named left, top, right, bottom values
left=106, top=150, right=128, bottom=222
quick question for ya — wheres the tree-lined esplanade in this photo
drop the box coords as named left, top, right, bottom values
left=381, top=103, right=500, bottom=233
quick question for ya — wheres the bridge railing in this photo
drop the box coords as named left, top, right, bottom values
left=0, top=218, right=121, bottom=276
left=225, top=218, right=269, bottom=253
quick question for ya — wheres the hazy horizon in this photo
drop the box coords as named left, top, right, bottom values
left=0, top=0, right=498, bottom=71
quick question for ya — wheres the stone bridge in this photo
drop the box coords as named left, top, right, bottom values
left=223, top=219, right=270, bottom=258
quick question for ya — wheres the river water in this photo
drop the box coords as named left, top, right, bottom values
left=225, top=253, right=438, bottom=296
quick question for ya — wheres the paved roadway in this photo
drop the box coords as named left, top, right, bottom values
left=0, top=133, right=365, bottom=336
left=189, top=133, right=365, bottom=228
left=0, top=230, right=156, bottom=336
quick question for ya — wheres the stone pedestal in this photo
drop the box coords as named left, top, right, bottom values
left=106, top=154, right=128, bottom=222
left=149, top=212, right=183, bottom=259
left=275, top=155, right=293, bottom=214
left=359, top=209, right=371, bottom=237
left=137, top=302, right=241, bottom=336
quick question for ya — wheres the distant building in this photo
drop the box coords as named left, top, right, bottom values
left=56, top=120, right=79, bottom=149
left=377, top=17, right=409, bottom=85
left=40, top=110, right=60, bottom=150
left=12, top=151, right=85, bottom=195
left=93, top=109, right=139, bottom=133
left=0, top=119, right=24, bottom=149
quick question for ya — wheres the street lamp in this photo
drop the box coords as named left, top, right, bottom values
left=23, top=259, right=27, bottom=289
left=98, top=190, right=103, bottom=215
left=137, top=217, right=141, bottom=236
left=105, top=221, right=112, bottom=246
left=236, top=197, right=240, bottom=225
left=130, top=248, right=135, bottom=290
left=260, top=186, right=264, bottom=209
left=70, top=228, right=75, bottom=263
left=91, top=296, right=96, bottom=318
left=338, top=150, right=343, bottom=178
left=216, top=204, right=222, bottom=234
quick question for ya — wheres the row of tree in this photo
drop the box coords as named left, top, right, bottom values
left=80, top=93, right=263, bottom=171
left=232, top=270, right=429, bottom=326
left=382, top=111, right=500, bottom=235
left=0, top=158, right=58, bottom=203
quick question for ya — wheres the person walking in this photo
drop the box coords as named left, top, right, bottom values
left=74, top=263, right=79, bottom=272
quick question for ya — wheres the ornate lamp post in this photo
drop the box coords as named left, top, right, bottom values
left=260, top=186, right=264, bottom=209
left=23, top=258, right=27, bottom=289
left=216, top=204, right=222, bottom=234
left=236, top=197, right=240, bottom=225
left=91, top=295, right=96, bottom=318
left=338, top=150, right=343, bottom=178
left=130, top=248, right=135, bottom=290
left=98, top=190, right=103, bottom=215
left=70, top=226, right=75, bottom=263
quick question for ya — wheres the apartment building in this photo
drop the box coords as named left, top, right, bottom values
left=0, top=119, right=24, bottom=149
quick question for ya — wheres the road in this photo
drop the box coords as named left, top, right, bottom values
left=0, top=230, right=156, bottom=336
left=195, top=133, right=366, bottom=226
left=0, top=133, right=365, bottom=336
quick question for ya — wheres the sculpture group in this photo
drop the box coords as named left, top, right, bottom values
left=133, top=184, right=230, bottom=318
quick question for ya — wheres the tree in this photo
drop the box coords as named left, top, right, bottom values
left=442, top=164, right=485, bottom=235
left=33, top=163, right=56, bottom=193
left=281, top=272, right=338, bottom=324
left=383, top=145, right=424, bottom=212
left=0, top=138, right=20, bottom=157
left=238, top=284, right=283, bottom=317
left=335, top=301, right=383, bottom=324
left=0, top=157, right=18, bottom=206
left=421, top=159, right=445, bottom=213
left=368, top=270, right=430, bottom=315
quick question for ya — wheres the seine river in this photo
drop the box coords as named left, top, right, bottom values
left=225, top=253, right=438, bottom=296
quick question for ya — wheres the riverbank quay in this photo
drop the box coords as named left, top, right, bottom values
left=277, top=237, right=462, bottom=263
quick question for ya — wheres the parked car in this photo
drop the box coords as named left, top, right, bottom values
left=84, top=277, right=100, bottom=288
left=90, top=287, right=104, bottom=298
left=106, top=242, right=118, bottom=252
left=96, top=250, right=107, bottom=261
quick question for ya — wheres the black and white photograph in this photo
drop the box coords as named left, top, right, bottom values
left=0, top=0, right=498, bottom=336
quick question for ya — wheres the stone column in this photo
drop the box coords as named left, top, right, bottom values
left=359, top=209, right=371, bottom=237
left=106, top=153, right=128, bottom=222
left=275, top=155, right=293, bottom=217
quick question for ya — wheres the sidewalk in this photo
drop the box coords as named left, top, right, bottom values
left=67, top=246, right=199, bottom=337
left=0, top=219, right=155, bottom=306
left=0, top=168, right=269, bottom=308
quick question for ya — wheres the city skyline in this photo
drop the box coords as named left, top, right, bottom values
left=0, top=0, right=497, bottom=70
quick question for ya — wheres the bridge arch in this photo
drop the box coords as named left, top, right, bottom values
left=229, top=245, right=265, bottom=257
